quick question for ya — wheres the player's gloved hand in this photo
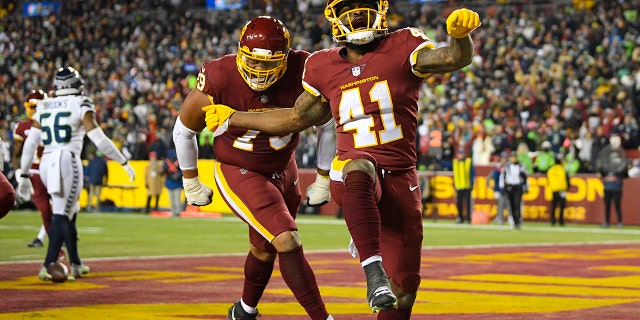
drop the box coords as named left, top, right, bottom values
left=183, top=176, right=214, bottom=206
left=122, top=162, right=136, bottom=182
left=446, top=8, right=481, bottom=38
left=306, top=173, right=331, bottom=207
left=202, top=104, right=236, bottom=137
left=16, top=175, right=34, bottom=204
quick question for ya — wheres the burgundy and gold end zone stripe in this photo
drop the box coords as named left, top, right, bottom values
left=0, top=244, right=639, bottom=319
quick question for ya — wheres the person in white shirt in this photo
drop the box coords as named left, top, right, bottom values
left=499, top=152, right=529, bottom=229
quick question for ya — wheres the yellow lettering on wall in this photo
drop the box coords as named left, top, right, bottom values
left=433, top=175, right=454, bottom=199
left=565, top=206, right=586, bottom=221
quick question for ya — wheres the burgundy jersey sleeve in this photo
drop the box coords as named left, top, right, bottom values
left=199, top=51, right=309, bottom=173
left=13, top=119, right=43, bottom=168
left=303, top=29, right=434, bottom=170
left=13, top=120, right=30, bottom=141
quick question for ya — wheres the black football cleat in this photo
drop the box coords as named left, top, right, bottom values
left=27, top=238, right=43, bottom=247
left=364, top=261, right=398, bottom=313
left=228, top=300, right=259, bottom=320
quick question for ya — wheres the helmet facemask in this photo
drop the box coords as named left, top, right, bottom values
left=325, top=0, right=389, bottom=45
left=236, top=16, right=290, bottom=92
left=236, top=47, right=288, bottom=91
left=24, top=101, right=37, bottom=120
left=24, top=89, right=47, bottom=120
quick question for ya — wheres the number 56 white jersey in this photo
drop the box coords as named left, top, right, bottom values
left=34, top=95, right=96, bottom=154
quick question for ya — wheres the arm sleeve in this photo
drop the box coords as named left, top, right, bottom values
left=172, top=116, right=199, bottom=170
left=20, top=127, right=42, bottom=174
left=315, top=118, right=336, bottom=171
left=86, top=127, right=128, bottom=165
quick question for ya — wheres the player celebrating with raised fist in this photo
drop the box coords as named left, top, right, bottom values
left=173, top=16, right=335, bottom=320
left=203, top=2, right=480, bottom=318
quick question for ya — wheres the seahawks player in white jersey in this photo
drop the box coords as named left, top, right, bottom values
left=18, top=67, right=136, bottom=281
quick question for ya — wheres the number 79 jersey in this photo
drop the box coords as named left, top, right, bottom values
left=302, top=28, right=435, bottom=171
left=33, top=95, right=95, bottom=155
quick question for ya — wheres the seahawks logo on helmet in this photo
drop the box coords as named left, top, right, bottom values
left=53, top=67, right=84, bottom=96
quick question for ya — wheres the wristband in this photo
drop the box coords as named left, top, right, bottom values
left=20, top=173, right=30, bottom=178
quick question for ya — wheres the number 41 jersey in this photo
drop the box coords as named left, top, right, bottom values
left=302, top=28, right=435, bottom=171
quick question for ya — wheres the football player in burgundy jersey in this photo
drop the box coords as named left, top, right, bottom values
left=0, top=136, right=15, bottom=220
left=12, top=89, right=54, bottom=248
left=203, top=1, right=480, bottom=318
left=173, top=16, right=335, bottom=320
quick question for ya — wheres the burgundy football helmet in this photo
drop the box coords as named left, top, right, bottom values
left=236, top=16, right=290, bottom=91
left=24, top=89, right=47, bottom=120
left=325, top=0, right=389, bottom=45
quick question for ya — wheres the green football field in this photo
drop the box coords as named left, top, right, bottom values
left=1, top=210, right=639, bottom=263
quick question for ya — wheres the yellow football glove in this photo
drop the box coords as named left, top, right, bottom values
left=202, top=104, right=236, bottom=136
left=446, top=8, right=481, bottom=39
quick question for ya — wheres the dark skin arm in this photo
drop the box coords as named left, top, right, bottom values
left=11, top=138, right=24, bottom=171
left=228, top=90, right=332, bottom=136
left=413, top=36, right=474, bottom=74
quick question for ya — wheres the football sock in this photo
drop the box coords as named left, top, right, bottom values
left=36, top=225, right=47, bottom=242
left=278, top=246, right=329, bottom=320
left=342, top=170, right=381, bottom=261
left=378, top=306, right=412, bottom=320
left=65, top=214, right=81, bottom=265
left=44, top=215, right=67, bottom=265
left=241, top=251, right=274, bottom=308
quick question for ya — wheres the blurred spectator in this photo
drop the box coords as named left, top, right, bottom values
left=534, top=141, right=556, bottom=173
left=488, top=152, right=510, bottom=225
left=86, top=151, right=109, bottom=212
left=500, top=152, right=529, bottom=230
left=453, top=148, right=474, bottom=224
left=628, top=159, right=640, bottom=178
left=471, top=131, right=494, bottom=165
left=162, top=149, right=183, bottom=218
left=144, top=151, right=165, bottom=213
left=564, top=153, right=581, bottom=175
left=198, top=127, right=215, bottom=159
left=547, top=155, right=570, bottom=226
left=595, top=135, right=627, bottom=228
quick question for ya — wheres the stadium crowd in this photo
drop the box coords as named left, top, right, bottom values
left=1, top=0, right=639, bottom=183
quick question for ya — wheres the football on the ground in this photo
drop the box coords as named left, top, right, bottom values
left=47, top=262, right=69, bottom=283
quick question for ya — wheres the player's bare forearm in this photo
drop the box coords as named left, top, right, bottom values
left=11, top=140, right=23, bottom=170
left=414, top=36, right=473, bottom=74
left=231, top=91, right=329, bottom=135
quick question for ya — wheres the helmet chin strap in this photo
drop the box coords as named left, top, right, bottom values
left=345, top=30, right=376, bottom=45
left=55, top=88, right=82, bottom=96
left=337, top=11, right=384, bottom=45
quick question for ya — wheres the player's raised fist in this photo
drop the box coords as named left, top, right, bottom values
left=446, top=8, right=481, bottom=39
left=202, top=104, right=236, bottom=136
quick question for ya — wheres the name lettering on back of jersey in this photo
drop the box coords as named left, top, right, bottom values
left=43, top=101, right=67, bottom=109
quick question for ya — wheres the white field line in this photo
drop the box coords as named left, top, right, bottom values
left=2, top=216, right=639, bottom=265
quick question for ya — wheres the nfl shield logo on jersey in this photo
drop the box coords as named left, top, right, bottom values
left=351, top=66, right=361, bottom=77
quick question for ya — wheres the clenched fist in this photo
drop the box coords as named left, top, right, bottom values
left=446, top=8, right=481, bottom=39
left=182, top=176, right=214, bottom=206
left=202, top=104, right=236, bottom=136
left=306, top=173, right=331, bottom=207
